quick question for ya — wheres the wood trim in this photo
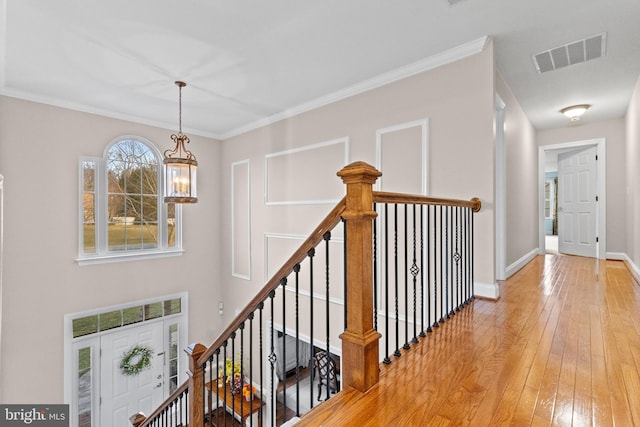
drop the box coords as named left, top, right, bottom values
left=373, top=191, right=481, bottom=212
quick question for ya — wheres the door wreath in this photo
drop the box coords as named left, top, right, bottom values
left=120, top=345, right=153, bottom=376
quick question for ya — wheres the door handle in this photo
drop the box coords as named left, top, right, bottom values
left=154, top=382, right=162, bottom=389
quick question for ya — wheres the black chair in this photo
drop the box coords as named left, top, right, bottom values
left=313, top=351, right=339, bottom=401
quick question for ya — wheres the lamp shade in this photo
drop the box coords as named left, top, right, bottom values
left=560, top=104, right=590, bottom=121
left=164, top=157, right=197, bottom=204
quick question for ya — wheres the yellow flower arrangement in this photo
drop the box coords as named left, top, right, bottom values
left=218, top=357, right=242, bottom=381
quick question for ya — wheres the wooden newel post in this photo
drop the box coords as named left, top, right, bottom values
left=337, top=161, right=382, bottom=392
left=186, top=343, right=207, bottom=427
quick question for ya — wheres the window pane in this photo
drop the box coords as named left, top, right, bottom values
left=164, top=298, right=181, bottom=316
left=123, top=306, right=143, bottom=326
left=144, top=302, right=163, bottom=320
left=167, top=203, right=176, bottom=248
left=82, top=161, right=97, bottom=254
left=99, top=310, right=122, bottom=331
left=73, top=316, right=98, bottom=338
left=168, top=323, right=179, bottom=394
left=82, top=161, right=96, bottom=192
left=77, top=347, right=92, bottom=427
left=83, top=223, right=96, bottom=254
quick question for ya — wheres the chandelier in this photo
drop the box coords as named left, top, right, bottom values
left=164, top=81, right=198, bottom=203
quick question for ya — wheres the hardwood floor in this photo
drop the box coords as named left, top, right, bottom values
left=296, top=255, right=640, bottom=426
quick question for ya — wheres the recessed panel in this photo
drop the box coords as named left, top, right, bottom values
left=265, top=138, right=348, bottom=205
left=561, top=213, right=574, bottom=244
left=578, top=212, right=591, bottom=244
left=232, top=160, right=251, bottom=279
left=376, top=120, right=428, bottom=195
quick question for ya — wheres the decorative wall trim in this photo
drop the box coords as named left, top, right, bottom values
left=263, top=233, right=345, bottom=306
left=622, top=253, right=640, bottom=285
left=475, top=281, right=500, bottom=300
left=375, top=118, right=429, bottom=194
left=223, top=36, right=490, bottom=139
left=505, top=248, right=539, bottom=279
left=231, top=159, right=251, bottom=280
left=264, top=137, right=349, bottom=206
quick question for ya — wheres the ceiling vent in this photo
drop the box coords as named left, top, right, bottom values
left=533, top=32, right=607, bottom=74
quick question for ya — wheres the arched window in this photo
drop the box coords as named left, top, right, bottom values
left=78, top=137, right=181, bottom=264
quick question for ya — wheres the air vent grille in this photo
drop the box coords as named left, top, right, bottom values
left=533, top=33, right=606, bottom=73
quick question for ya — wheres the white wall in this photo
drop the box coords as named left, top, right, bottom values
left=496, top=73, right=538, bottom=271
left=0, top=96, right=223, bottom=403
left=537, top=118, right=627, bottom=255
left=625, top=73, right=640, bottom=276
left=218, top=43, right=497, bottom=326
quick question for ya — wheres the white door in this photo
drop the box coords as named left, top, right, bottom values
left=100, top=322, right=165, bottom=426
left=557, top=146, right=598, bottom=257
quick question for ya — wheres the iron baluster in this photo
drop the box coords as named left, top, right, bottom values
left=373, top=204, right=378, bottom=332
left=280, top=277, right=287, bottom=413
left=268, top=290, right=276, bottom=427
left=343, top=219, right=348, bottom=331
left=403, top=204, right=410, bottom=351
left=411, top=204, right=419, bottom=344
left=439, top=205, right=445, bottom=324
left=420, top=204, right=427, bottom=338
left=324, top=230, right=331, bottom=400
left=394, top=204, right=401, bottom=358
left=383, top=204, right=391, bottom=364
left=308, top=247, right=315, bottom=408
left=258, top=301, right=264, bottom=425
left=294, top=264, right=301, bottom=416
left=248, top=312, right=254, bottom=427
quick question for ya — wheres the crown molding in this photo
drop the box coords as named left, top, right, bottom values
left=1, top=35, right=489, bottom=141
left=222, top=36, right=490, bottom=139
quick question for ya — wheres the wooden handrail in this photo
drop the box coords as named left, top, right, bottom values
left=373, top=191, right=482, bottom=212
left=196, top=196, right=347, bottom=367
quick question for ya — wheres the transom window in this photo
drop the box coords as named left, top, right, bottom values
left=78, top=137, right=182, bottom=264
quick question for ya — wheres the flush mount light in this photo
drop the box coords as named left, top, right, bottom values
left=560, top=104, right=590, bottom=121
left=164, top=81, right=198, bottom=204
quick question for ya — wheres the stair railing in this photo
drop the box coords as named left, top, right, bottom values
left=131, top=161, right=481, bottom=427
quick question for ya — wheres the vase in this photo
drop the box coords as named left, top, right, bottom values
left=245, top=394, right=252, bottom=402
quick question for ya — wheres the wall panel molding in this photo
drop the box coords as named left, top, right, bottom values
left=264, top=137, right=350, bottom=206
left=375, top=119, right=429, bottom=195
left=232, top=159, right=251, bottom=280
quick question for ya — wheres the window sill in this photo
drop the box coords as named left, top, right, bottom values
left=76, top=249, right=184, bottom=266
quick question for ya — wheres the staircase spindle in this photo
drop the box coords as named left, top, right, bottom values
left=324, top=231, right=332, bottom=400
left=393, top=204, right=401, bottom=359
left=383, top=204, right=391, bottom=364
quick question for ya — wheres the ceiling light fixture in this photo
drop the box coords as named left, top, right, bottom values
left=560, top=104, right=590, bottom=121
left=164, top=81, right=198, bottom=204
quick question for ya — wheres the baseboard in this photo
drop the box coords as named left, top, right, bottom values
left=606, top=252, right=626, bottom=260
left=474, top=281, right=500, bottom=300
left=622, top=254, right=640, bottom=285
left=506, top=248, right=539, bottom=279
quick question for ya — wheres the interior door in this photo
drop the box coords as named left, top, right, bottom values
left=557, top=146, right=597, bottom=257
left=100, top=321, right=165, bottom=426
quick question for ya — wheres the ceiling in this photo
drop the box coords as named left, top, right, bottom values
left=1, top=0, right=639, bottom=139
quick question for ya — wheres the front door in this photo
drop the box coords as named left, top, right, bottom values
left=100, top=321, right=165, bottom=426
left=557, top=146, right=597, bottom=258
